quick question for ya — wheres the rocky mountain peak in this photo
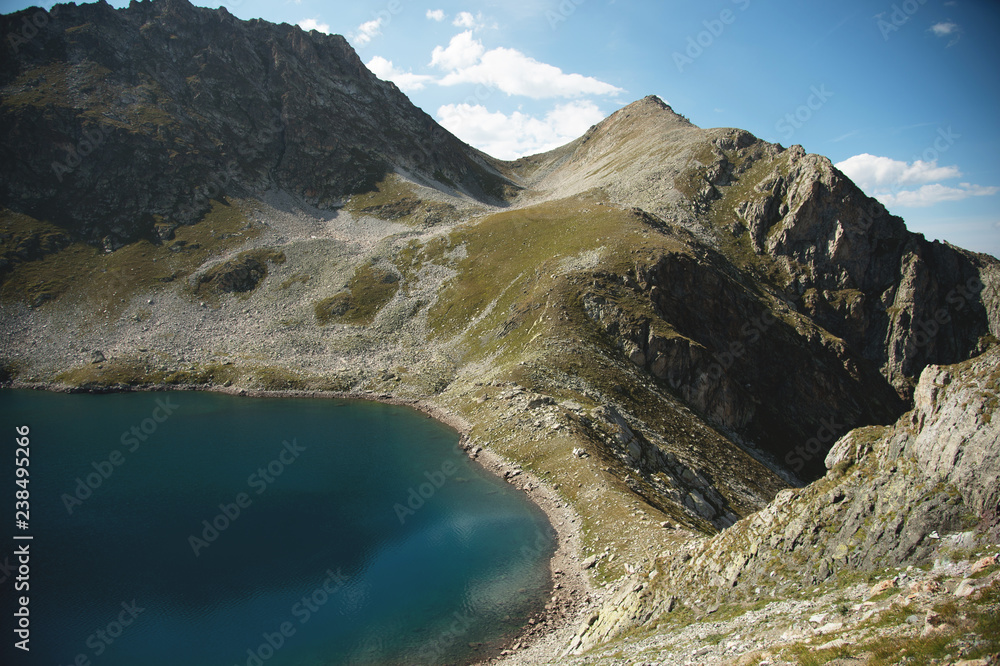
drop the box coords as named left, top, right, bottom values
left=0, top=0, right=512, bottom=248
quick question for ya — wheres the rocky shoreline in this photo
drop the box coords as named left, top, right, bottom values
left=3, top=379, right=598, bottom=663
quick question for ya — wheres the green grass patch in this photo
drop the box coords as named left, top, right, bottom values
left=0, top=199, right=257, bottom=312
left=425, top=193, right=685, bottom=357
left=314, top=262, right=400, bottom=326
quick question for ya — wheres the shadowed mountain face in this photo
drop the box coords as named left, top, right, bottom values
left=0, top=0, right=512, bottom=248
left=2, top=0, right=998, bottom=535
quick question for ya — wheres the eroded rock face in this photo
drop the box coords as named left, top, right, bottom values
left=566, top=345, right=1000, bottom=654
left=734, top=149, right=997, bottom=397
left=582, top=245, right=904, bottom=480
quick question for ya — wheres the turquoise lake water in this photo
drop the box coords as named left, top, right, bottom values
left=0, top=390, right=555, bottom=665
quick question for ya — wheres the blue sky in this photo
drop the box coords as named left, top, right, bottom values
left=4, top=0, right=999, bottom=257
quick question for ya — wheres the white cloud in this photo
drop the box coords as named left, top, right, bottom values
left=298, top=18, right=330, bottom=34
left=351, top=17, right=383, bottom=46
left=430, top=31, right=486, bottom=71
left=879, top=183, right=1000, bottom=208
left=366, top=56, right=435, bottom=92
left=929, top=21, right=961, bottom=45
left=437, top=46, right=623, bottom=99
left=426, top=9, right=445, bottom=21
left=930, top=21, right=958, bottom=36
left=836, top=153, right=998, bottom=208
left=835, top=153, right=960, bottom=191
left=453, top=11, right=482, bottom=29
left=436, top=100, right=606, bottom=160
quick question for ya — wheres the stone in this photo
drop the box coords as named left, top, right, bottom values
left=869, top=579, right=896, bottom=597
left=970, top=554, right=998, bottom=575
left=954, top=579, right=979, bottom=598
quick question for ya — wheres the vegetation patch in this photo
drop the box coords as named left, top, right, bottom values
left=314, top=262, right=400, bottom=326
left=0, top=199, right=257, bottom=312
left=0, top=210, right=75, bottom=278
left=195, top=248, right=285, bottom=297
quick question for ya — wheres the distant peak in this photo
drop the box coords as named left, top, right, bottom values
left=609, top=95, right=694, bottom=127
left=639, top=94, right=670, bottom=108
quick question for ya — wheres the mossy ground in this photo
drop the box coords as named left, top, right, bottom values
left=778, top=579, right=1000, bottom=665
left=1, top=198, right=257, bottom=314
left=314, top=261, right=400, bottom=325
left=342, top=173, right=461, bottom=225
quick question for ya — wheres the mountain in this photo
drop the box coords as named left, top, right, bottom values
left=0, top=0, right=512, bottom=249
left=2, top=1, right=998, bottom=662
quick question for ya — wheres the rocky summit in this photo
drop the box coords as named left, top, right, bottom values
left=2, top=0, right=998, bottom=663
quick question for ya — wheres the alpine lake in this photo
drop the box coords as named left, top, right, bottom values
left=1, top=389, right=555, bottom=666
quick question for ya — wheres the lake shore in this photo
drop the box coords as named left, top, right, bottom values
left=4, top=380, right=598, bottom=664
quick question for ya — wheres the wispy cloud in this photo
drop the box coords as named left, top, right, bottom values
left=426, top=9, right=445, bottom=22
left=830, top=129, right=860, bottom=143
left=930, top=21, right=959, bottom=36
left=880, top=183, right=999, bottom=207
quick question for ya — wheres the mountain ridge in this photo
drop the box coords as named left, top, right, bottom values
left=1, top=0, right=514, bottom=248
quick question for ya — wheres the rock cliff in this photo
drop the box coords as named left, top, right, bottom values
left=567, top=345, right=1000, bottom=654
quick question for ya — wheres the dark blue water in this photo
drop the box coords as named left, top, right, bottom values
left=0, top=390, right=554, bottom=666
